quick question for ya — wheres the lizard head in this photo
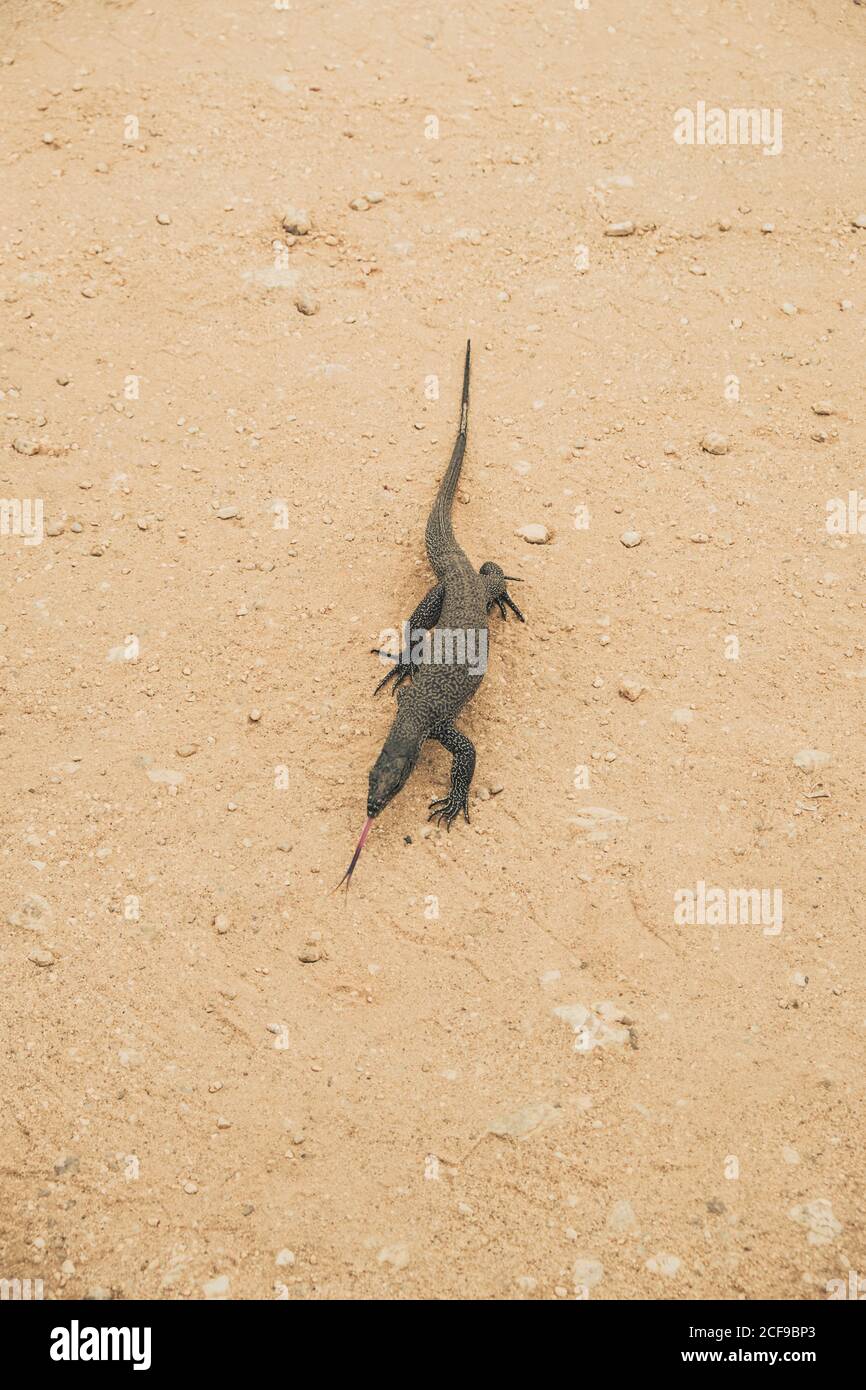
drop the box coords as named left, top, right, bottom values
left=367, top=739, right=418, bottom=818
left=480, top=561, right=526, bottom=623
left=335, top=740, right=419, bottom=894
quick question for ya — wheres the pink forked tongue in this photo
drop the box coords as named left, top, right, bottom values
left=334, top=816, right=374, bottom=894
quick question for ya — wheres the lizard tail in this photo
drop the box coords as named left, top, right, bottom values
left=424, top=340, right=470, bottom=570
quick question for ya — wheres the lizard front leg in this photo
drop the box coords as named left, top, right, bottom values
left=427, top=721, right=476, bottom=829
left=371, top=583, right=444, bottom=695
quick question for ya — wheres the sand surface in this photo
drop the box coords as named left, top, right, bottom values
left=2, top=0, right=865, bottom=1300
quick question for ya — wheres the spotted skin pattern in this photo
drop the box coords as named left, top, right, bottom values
left=367, top=341, right=525, bottom=830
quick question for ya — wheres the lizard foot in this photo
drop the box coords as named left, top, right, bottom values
left=428, top=790, right=470, bottom=830
left=480, top=561, right=526, bottom=622
left=370, top=650, right=412, bottom=696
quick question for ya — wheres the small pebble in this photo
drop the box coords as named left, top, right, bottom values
left=216, top=506, right=238, bottom=519
left=28, top=948, right=55, bottom=967
left=280, top=206, right=311, bottom=236
left=780, top=301, right=797, bottom=316
left=213, top=914, right=230, bottom=935
left=12, top=438, right=39, bottom=456
left=604, top=220, right=635, bottom=237
left=349, top=197, right=369, bottom=212
left=295, top=290, right=319, bottom=316
left=700, top=431, right=729, bottom=455
left=852, top=214, right=866, bottom=230
left=155, top=212, right=172, bottom=225
left=811, top=400, right=834, bottom=416
left=516, top=522, right=550, bottom=544
left=618, top=678, right=645, bottom=702
left=620, top=530, right=641, bottom=548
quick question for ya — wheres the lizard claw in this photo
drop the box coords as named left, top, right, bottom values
left=487, top=590, right=525, bottom=623
left=428, top=793, right=471, bottom=829
left=371, top=651, right=412, bottom=696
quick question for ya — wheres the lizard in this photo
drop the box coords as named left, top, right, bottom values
left=337, top=340, right=525, bottom=890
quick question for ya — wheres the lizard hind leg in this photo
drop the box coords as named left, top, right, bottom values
left=479, top=561, right=526, bottom=623
left=428, top=722, right=476, bottom=829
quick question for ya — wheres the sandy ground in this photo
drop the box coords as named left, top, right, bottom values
left=2, top=0, right=866, bottom=1302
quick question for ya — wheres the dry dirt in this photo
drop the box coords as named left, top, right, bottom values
left=2, top=0, right=865, bottom=1301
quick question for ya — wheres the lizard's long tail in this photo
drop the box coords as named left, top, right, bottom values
left=424, top=339, right=470, bottom=571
